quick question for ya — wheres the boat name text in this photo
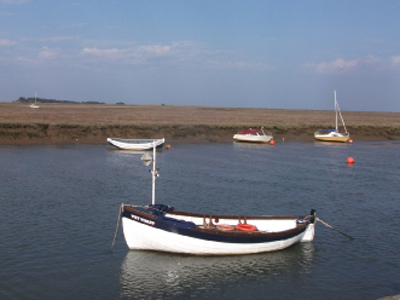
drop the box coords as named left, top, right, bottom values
left=131, top=214, right=155, bottom=226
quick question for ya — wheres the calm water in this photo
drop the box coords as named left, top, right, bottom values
left=1, top=141, right=399, bottom=300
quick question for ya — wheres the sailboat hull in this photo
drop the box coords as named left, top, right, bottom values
left=314, top=132, right=349, bottom=143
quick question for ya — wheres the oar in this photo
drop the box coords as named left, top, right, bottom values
left=110, top=204, right=123, bottom=252
left=316, top=217, right=354, bottom=240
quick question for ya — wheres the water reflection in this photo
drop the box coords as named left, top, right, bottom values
left=119, top=243, right=314, bottom=299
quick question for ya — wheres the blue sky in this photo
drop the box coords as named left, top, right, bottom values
left=1, top=0, right=400, bottom=112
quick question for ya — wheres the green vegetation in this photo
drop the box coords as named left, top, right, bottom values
left=15, top=97, right=105, bottom=105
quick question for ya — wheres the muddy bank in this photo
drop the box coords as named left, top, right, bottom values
left=1, top=102, right=399, bottom=145
left=0, top=123, right=399, bottom=145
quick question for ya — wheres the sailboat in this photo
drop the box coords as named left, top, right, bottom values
left=29, top=93, right=40, bottom=109
left=314, top=90, right=349, bottom=143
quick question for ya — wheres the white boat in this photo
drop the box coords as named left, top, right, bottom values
left=107, top=138, right=165, bottom=151
left=29, top=93, right=40, bottom=109
left=117, top=142, right=316, bottom=256
left=314, top=91, right=350, bottom=143
left=233, top=127, right=273, bottom=143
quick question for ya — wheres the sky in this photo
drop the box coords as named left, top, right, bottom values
left=1, top=0, right=400, bottom=112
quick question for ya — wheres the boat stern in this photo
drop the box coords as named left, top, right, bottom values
left=301, top=223, right=315, bottom=242
left=300, top=209, right=316, bottom=242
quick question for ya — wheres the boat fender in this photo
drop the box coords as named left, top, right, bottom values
left=235, top=224, right=258, bottom=232
left=216, top=224, right=235, bottom=231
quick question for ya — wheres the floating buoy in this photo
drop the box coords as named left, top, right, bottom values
left=270, top=140, right=275, bottom=146
left=165, top=144, right=171, bottom=150
left=349, top=139, right=353, bottom=144
left=347, top=157, right=355, bottom=164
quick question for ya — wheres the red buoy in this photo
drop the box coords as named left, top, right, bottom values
left=270, top=140, right=275, bottom=146
left=347, top=157, right=354, bottom=164
left=349, top=139, right=353, bottom=144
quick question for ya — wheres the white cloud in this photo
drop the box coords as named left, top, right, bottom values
left=136, top=45, right=172, bottom=57
left=80, top=42, right=197, bottom=63
left=78, top=41, right=267, bottom=71
left=301, top=56, right=389, bottom=75
left=391, top=55, right=400, bottom=69
left=10, top=38, right=260, bottom=72
left=308, top=58, right=358, bottom=74
left=0, top=38, right=17, bottom=46
left=38, top=47, right=61, bottom=60
left=81, top=47, right=124, bottom=60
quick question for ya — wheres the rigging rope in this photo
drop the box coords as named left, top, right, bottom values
left=110, top=203, right=123, bottom=252
left=316, top=217, right=354, bottom=240
left=336, top=100, right=348, bottom=134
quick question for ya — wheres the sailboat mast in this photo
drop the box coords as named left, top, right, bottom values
left=151, top=141, right=156, bottom=205
left=334, top=90, right=338, bottom=132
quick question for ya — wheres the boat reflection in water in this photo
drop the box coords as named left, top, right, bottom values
left=119, top=243, right=315, bottom=299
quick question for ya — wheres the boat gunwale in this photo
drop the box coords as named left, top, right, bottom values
left=124, top=206, right=156, bottom=220
left=124, top=205, right=306, bottom=221
left=123, top=205, right=314, bottom=240
left=108, top=138, right=164, bottom=143
left=190, top=222, right=310, bottom=239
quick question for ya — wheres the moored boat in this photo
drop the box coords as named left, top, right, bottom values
left=29, top=93, right=40, bottom=109
left=107, top=138, right=165, bottom=150
left=117, top=141, right=316, bottom=256
left=314, top=91, right=350, bottom=143
left=233, top=127, right=273, bottom=143
left=121, top=204, right=316, bottom=255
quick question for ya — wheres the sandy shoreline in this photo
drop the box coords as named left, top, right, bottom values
left=1, top=102, right=399, bottom=145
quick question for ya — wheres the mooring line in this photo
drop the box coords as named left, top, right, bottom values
left=110, top=203, right=123, bottom=252
left=316, top=217, right=354, bottom=240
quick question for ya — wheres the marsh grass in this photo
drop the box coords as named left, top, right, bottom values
left=1, top=103, right=399, bottom=144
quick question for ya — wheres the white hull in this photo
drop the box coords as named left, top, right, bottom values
left=233, top=134, right=273, bottom=143
left=314, top=131, right=349, bottom=143
left=107, top=138, right=165, bottom=150
left=121, top=207, right=315, bottom=255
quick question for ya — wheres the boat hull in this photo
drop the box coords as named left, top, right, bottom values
left=107, top=138, right=165, bottom=150
left=121, top=205, right=315, bottom=255
left=233, top=134, right=273, bottom=143
left=314, top=132, right=349, bottom=143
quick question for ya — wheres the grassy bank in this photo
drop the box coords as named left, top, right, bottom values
left=1, top=102, right=399, bottom=144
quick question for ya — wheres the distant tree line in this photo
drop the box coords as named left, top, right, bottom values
left=15, top=97, right=105, bottom=105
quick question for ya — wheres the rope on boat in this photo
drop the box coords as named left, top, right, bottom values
left=316, top=217, right=354, bottom=240
left=110, top=203, right=123, bottom=252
